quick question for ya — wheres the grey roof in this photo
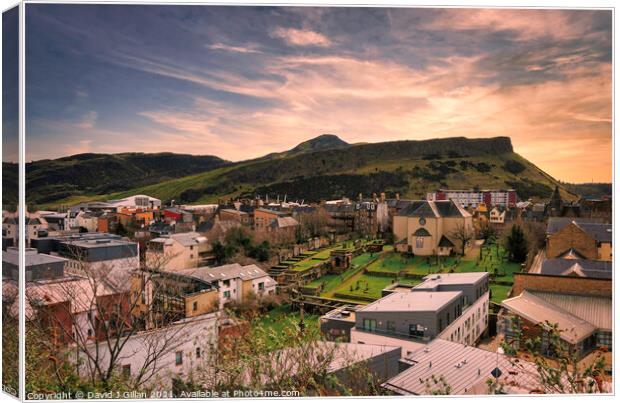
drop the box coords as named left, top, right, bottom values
left=501, top=291, right=596, bottom=344
left=269, top=216, right=299, bottom=229
left=397, top=200, right=471, bottom=219
left=546, top=218, right=612, bottom=243
left=540, top=258, right=612, bottom=279
left=414, top=272, right=489, bottom=291
left=359, top=290, right=462, bottom=313
left=531, top=291, right=612, bottom=331
left=151, top=231, right=208, bottom=247
left=438, top=235, right=455, bottom=247
left=177, top=263, right=274, bottom=283
left=255, top=208, right=287, bottom=216
left=3, top=249, right=67, bottom=267
left=382, top=339, right=547, bottom=395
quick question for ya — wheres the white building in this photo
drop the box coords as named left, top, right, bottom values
left=76, top=312, right=219, bottom=389
left=107, top=195, right=162, bottom=211
left=175, top=263, right=277, bottom=309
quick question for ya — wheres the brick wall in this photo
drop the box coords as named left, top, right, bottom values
left=512, top=273, right=612, bottom=298
left=546, top=222, right=598, bottom=259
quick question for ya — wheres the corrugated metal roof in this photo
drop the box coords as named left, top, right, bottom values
left=382, top=339, right=544, bottom=395
left=501, top=291, right=596, bottom=344
left=531, top=291, right=612, bottom=331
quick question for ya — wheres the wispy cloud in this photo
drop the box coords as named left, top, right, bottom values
left=23, top=6, right=612, bottom=182
left=270, top=27, right=332, bottom=47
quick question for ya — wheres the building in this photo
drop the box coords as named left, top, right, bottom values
left=382, top=339, right=558, bottom=395
left=393, top=200, right=473, bottom=256
left=254, top=208, right=299, bottom=233
left=146, top=232, right=212, bottom=271
left=546, top=218, right=612, bottom=261
left=131, top=269, right=220, bottom=327
left=501, top=271, right=612, bottom=357
left=76, top=312, right=218, bottom=389
left=219, top=208, right=252, bottom=226
left=501, top=290, right=610, bottom=357
left=106, top=194, right=162, bottom=211
left=175, top=263, right=276, bottom=309
left=3, top=247, right=67, bottom=281
left=336, top=273, right=489, bottom=357
left=427, top=189, right=517, bottom=208
left=539, top=258, right=612, bottom=279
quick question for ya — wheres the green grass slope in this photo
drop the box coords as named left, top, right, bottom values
left=32, top=136, right=576, bottom=209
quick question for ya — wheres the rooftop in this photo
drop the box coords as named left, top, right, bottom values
left=540, top=258, right=612, bottom=279
left=359, top=290, right=462, bottom=313
left=397, top=200, right=471, bottom=219
left=176, top=263, right=275, bottom=283
left=501, top=291, right=596, bottom=344
left=3, top=248, right=67, bottom=267
left=382, top=339, right=549, bottom=395
left=530, top=291, right=611, bottom=331
left=413, top=272, right=489, bottom=291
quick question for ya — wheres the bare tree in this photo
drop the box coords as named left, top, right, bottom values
left=25, top=243, right=206, bottom=392
left=450, top=223, right=474, bottom=256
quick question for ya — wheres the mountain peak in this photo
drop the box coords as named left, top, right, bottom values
left=290, top=134, right=349, bottom=153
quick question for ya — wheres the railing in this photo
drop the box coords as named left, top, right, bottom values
left=354, top=326, right=430, bottom=343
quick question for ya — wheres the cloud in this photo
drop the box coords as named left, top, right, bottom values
left=270, top=27, right=332, bottom=47
left=75, top=111, right=98, bottom=129
left=207, top=42, right=262, bottom=54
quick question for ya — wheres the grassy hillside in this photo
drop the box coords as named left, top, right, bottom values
left=30, top=136, right=576, bottom=209
left=20, top=152, right=229, bottom=207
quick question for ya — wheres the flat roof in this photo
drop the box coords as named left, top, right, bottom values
left=359, top=291, right=462, bottom=313
left=414, top=272, right=488, bottom=291
left=61, top=238, right=137, bottom=249
left=3, top=249, right=67, bottom=267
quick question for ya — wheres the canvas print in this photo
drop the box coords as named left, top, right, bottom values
left=1, top=2, right=614, bottom=399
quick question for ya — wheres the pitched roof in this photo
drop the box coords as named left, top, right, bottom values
left=501, top=291, right=596, bottom=344
left=176, top=263, right=275, bottom=283
left=396, top=200, right=471, bottom=219
left=540, top=258, right=611, bottom=279
left=555, top=248, right=588, bottom=260
left=438, top=235, right=455, bottom=247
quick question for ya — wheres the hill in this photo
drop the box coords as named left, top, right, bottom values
left=16, top=153, right=229, bottom=206
left=24, top=135, right=577, bottom=209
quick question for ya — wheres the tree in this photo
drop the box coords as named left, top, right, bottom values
left=188, top=311, right=385, bottom=396
left=478, top=220, right=498, bottom=243
left=25, top=244, right=199, bottom=392
left=500, top=319, right=609, bottom=394
left=450, top=223, right=473, bottom=256
left=503, top=224, right=528, bottom=263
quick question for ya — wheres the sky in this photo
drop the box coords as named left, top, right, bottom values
left=20, top=5, right=612, bottom=182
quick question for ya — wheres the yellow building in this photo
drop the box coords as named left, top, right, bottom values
left=393, top=200, right=473, bottom=256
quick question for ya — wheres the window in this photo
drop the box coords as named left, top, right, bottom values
left=438, top=319, right=443, bottom=332
left=122, top=364, right=131, bottom=378
left=196, top=347, right=201, bottom=358
left=362, top=319, right=377, bottom=332
left=193, top=301, right=198, bottom=311
left=223, top=279, right=230, bottom=287
left=409, top=324, right=425, bottom=338
left=224, top=291, right=231, bottom=299
left=415, top=237, right=424, bottom=249
left=387, top=321, right=396, bottom=333
left=258, top=282, right=264, bottom=291
left=175, top=351, right=183, bottom=366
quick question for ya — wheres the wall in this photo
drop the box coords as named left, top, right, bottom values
left=512, top=273, right=612, bottom=298
left=437, top=292, right=489, bottom=346
left=546, top=223, right=598, bottom=259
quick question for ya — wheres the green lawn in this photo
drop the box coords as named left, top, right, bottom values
left=490, top=284, right=513, bottom=304
left=253, top=304, right=319, bottom=340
